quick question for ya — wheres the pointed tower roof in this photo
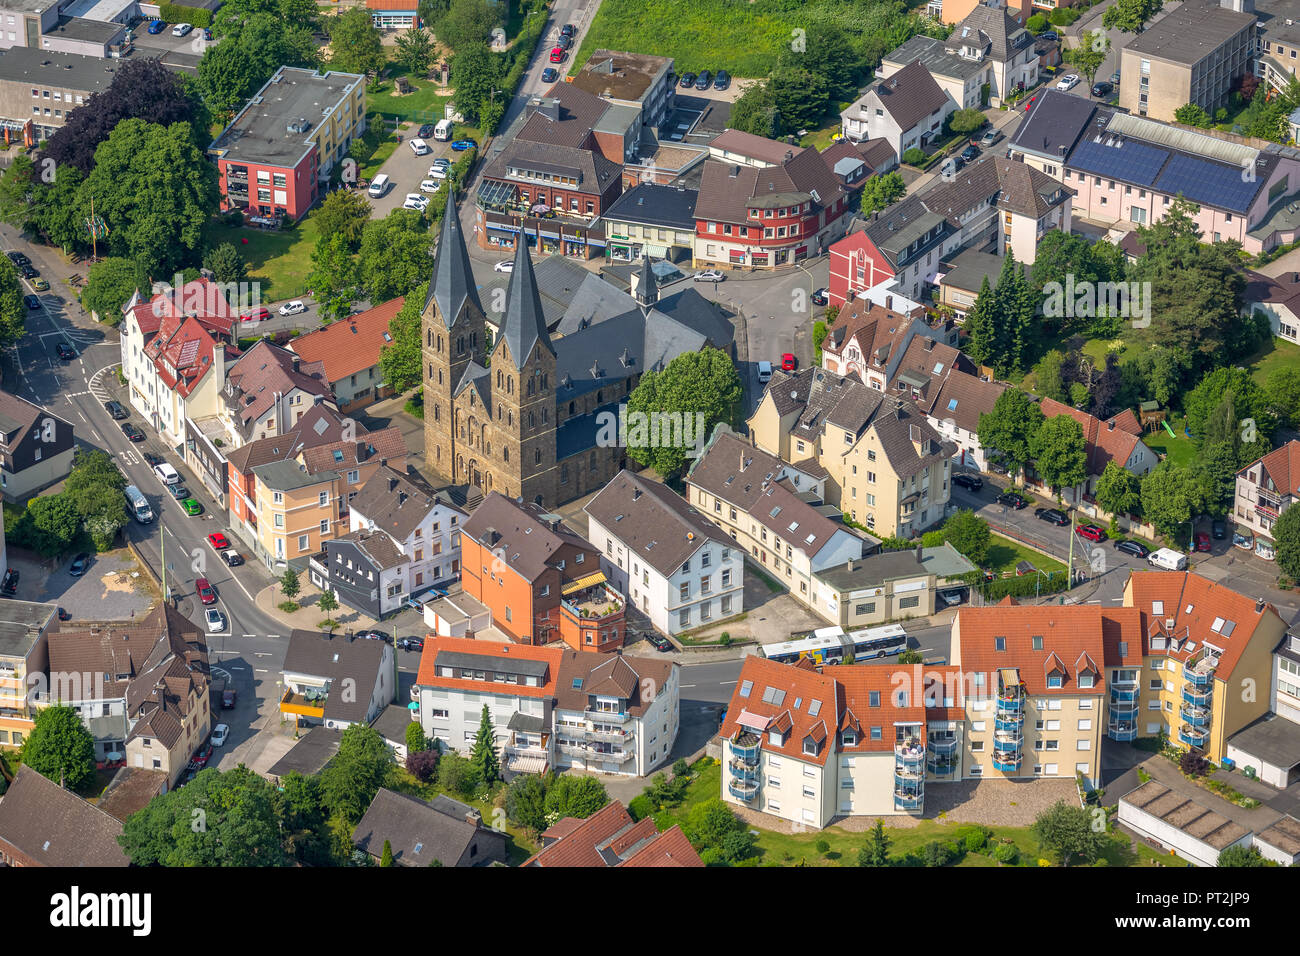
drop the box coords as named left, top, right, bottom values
left=634, top=251, right=658, bottom=309
left=499, top=240, right=555, bottom=364
left=424, top=191, right=482, bottom=329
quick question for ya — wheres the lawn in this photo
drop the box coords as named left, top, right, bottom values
left=1243, top=336, right=1300, bottom=389
left=985, top=533, right=1067, bottom=576
left=346, top=114, right=403, bottom=181
left=367, top=72, right=455, bottom=123
left=205, top=216, right=319, bottom=300
left=386, top=768, right=540, bottom=865
left=1142, top=412, right=1197, bottom=469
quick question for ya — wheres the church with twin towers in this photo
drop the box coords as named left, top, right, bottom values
left=420, top=193, right=735, bottom=507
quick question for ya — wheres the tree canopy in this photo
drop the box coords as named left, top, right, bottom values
left=977, top=389, right=1045, bottom=478
left=328, top=7, right=387, bottom=76
left=859, top=171, right=906, bottom=217
left=319, top=724, right=394, bottom=824
left=1031, top=801, right=1109, bottom=866
left=625, top=348, right=742, bottom=480
left=21, top=705, right=96, bottom=791
left=1029, top=414, right=1088, bottom=494
left=380, top=280, right=425, bottom=394
left=358, top=210, right=433, bottom=302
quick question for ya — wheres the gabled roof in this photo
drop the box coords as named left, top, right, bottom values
left=414, top=635, right=564, bottom=698
left=1037, top=397, right=1148, bottom=477
left=349, top=464, right=467, bottom=542
left=863, top=60, right=952, bottom=132
left=425, top=191, right=484, bottom=330
left=525, top=800, right=704, bottom=866
left=498, top=240, right=556, bottom=366
left=0, top=390, right=73, bottom=450
left=515, top=82, right=612, bottom=148
left=947, top=1, right=1033, bottom=63
left=1240, top=439, right=1300, bottom=498
left=0, top=766, right=129, bottom=867
left=288, top=296, right=404, bottom=383
left=224, top=339, right=333, bottom=432
left=297, top=425, right=408, bottom=475
left=224, top=404, right=353, bottom=476
left=926, top=368, right=1007, bottom=434
left=717, top=656, right=841, bottom=766
left=329, top=529, right=408, bottom=571
left=709, top=129, right=801, bottom=166
left=282, top=630, right=387, bottom=723
left=694, top=144, right=848, bottom=225
left=461, top=492, right=593, bottom=582
left=351, top=787, right=505, bottom=866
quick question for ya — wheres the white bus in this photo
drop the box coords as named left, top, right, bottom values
left=762, top=623, right=909, bottom=665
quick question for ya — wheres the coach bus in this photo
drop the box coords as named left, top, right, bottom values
left=762, top=623, right=909, bottom=665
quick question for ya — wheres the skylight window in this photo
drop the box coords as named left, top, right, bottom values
left=1211, top=617, right=1225, bottom=633
left=572, top=678, right=583, bottom=689
left=739, top=680, right=753, bottom=698
left=947, top=398, right=958, bottom=411
left=1152, top=601, right=1164, bottom=616
left=807, top=699, right=822, bottom=717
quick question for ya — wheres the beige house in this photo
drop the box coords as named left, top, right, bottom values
left=251, top=460, right=341, bottom=569
left=749, top=368, right=955, bottom=538
left=1233, top=440, right=1300, bottom=552
left=0, top=390, right=75, bottom=501
left=0, top=601, right=59, bottom=751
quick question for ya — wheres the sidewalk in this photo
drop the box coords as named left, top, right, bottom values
left=254, top=580, right=384, bottom=634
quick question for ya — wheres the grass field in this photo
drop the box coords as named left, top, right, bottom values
left=367, top=72, right=455, bottom=123
left=1142, top=412, right=1198, bottom=469
left=986, top=533, right=1067, bottom=575
left=205, top=217, right=319, bottom=300
left=1243, top=337, right=1300, bottom=389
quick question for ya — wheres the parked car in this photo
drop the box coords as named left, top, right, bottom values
left=192, top=742, right=212, bottom=765
left=396, top=636, right=425, bottom=652
left=811, top=288, right=829, bottom=306
left=937, top=588, right=966, bottom=608
left=242, top=307, right=271, bottom=323
left=1056, top=73, right=1079, bottom=91
left=171, top=22, right=192, bottom=36
left=979, top=129, right=1000, bottom=148
left=104, top=400, right=127, bottom=420
left=679, top=72, right=697, bottom=88
left=222, top=686, right=237, bottom=709
left=560, top=22, right=575, bottom=36
left=418, top=123, right=436, bottom=138
left=1212, top=518, right=1227, bottom=539
left=196, top=578, right=217, bottom=605
left=694, top=269, right=724, bottom=282
left=556, top=33, right=572, bottom=50
left=549, top=46, right=566, bottom=63
left=1114, top=539, right=1151, bottom=559
left=357, top=629, right=393, bottom=644
left=960, top=144, right=979, bottom=163
left=6, top=251, right=29, bottom=266
left=1194, top=531, right=1212, bottom=552
left=541, top=67, right=559, bottom=83
left=207, top=532, right=231, bottom=550
left=426, top=165, right=448, bottom=180
left=147, top=19, right=166, bottom=33
left=419, top=179, right=442, bottom=194
left=1035, top=507, right=1069, bottom=526
left=20, top=265, right=37, bottom=279
left=1, top=569, right=17, bottom=594
left=952, top=473, right=983, bottom=492
left=714, top=70, right=731, bottom=90
left=30, top=277, right=48, bottom=291
left=69, top=552, right=90, bottom=577
left=211, top=723, right=230, bottom=746
left=222, top=549, right=244, bottom=567
left=205, top=608, right=224, bottom=633
left=1110, top=71, right=1121, bottom=85
left=278, top=300, right=307, bottom=316
left=167, top=483, right=190, bottom=500
left=695, top=70, right=712, bottom=89
left=494, top=259, right=514, bottom=273
left=1091, top=80, right=1113, bottom=97
left=431, top=157, right=451, bottom=169
left=995, top=491, right=1027, bottom=509
left=55, top=341, right=76, bottom=360
left=23, top=294, right=40, bottom=310
left=403, top=193, right=430, bottom=211
left=120, top=422, right=145, bottom=442
left=757, top=360, right=773, bottom=383
left=1038, top=30, right=1060, bottom=42
left=646, top=634, right=673, bottom=652
left=450, top=139, right=476, bottom=151
left=143, top=452, right=164, bottom=468
left=1076, top=523, right=1108, bottom=542
left=182, top=498, right=203, bottom=516
left=781, top=353, right=796, bottom=371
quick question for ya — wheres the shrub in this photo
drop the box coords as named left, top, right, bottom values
left=815, top=839, right=831, bottom=855
left=958, top=825, right=990, bottom=853
left=277, top=601, right=300, bottom=613
left=159, top=2, right=212, bottom=26
left=1179, top=750, right=1209, bottom=777
left=902, top=147, right=927, bottom=166
left=405, top=747, right=438, bottom=782
left=672, top=758, right=690, bottom=779
left=627, top=794, right=654, bottom=821
left=719, top=633, right=732, bottom=646
left=992, top=841, right=1019, bottom=864
left=922, top=841, right=954, bottom=867
left=1026, top=12, right=1048, bottom=31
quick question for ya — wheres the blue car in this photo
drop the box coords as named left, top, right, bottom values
left=147, top=19, right=165, bottom=34
left=450, top=139, right=476, bottom=151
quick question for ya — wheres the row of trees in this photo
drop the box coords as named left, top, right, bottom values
left=976, top=389, right=1088, bottom=496
left=7, top=449, right=129, bottom=557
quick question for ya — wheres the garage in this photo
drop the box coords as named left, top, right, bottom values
left=1117, top=780, right=1253, bottom=867
left=1225, top=715, right=1300, bottom=788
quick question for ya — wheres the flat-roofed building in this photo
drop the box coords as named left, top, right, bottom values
left=1118, top=780, right=1253, bottom=866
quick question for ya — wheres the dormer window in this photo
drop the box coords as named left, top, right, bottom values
left=1078, top=673, right=1095, bottom=689
left=1047, top=672, right=1063, bottom=689
left=803, top=738, right=818, bottom=756
left=842, top=731, right=857, bottom=746
left=769, top=730, right=784, bottom=747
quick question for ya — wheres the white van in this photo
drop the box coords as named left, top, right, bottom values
left=153, top=462, right=179, bottom=486
left=757, top=360, right=773, bottom=384
left=125, top=485, right=153, bottom=524
left=368, top=173, right=390, bottom=198
left=1147, top=548, right=1188, bottom=571
left=433, top=119, right=453, bottom=142
left=409, top=137, right=430, bottom=156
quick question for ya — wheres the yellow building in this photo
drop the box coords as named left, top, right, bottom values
left=252, top=460, right=341, bottom=568
left=748, top=369, right=954, bottom=538
left=0, top=601, right=59, bottom=750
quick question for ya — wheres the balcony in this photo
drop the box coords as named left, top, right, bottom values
left=558, top=741, right=586, bottom=757
left=894, top=788, right=924, bottom=812
left=729, top=760, right=759, bottom=783
left=996, top=692, right=1023, bottom=716
left=730, top=731, right=761, bottom=764
left=1183, top=650, right=1218, bottom=688
left=1179, top=726, right=1208, bottom=749
left=1107, top=720, right=1137, bottom=742
left=280, top=687, right=327, bottom=718
left=994, top=713, right=1024, bottom=733
left=895, top=738, right=926, bottom=774
left=927, top=751, right=959, bottom=776
left=1180, top=706, right=1211, bottom=729
left=1110, top=686, right=1139, bottom=704
left=587, top=727, right=634, bottom=744
left=728, top=777, right=759, bottom=801
left=585, top=708, right=631, bottom=725
left=586, top=747, right=635, bottom=764
left=561, top=581, right=625, bottom=623
left=1182, top=685, right=1212, bottom=708
left=991, top=752, right=1023, bottom=772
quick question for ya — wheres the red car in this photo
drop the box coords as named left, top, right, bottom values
left=196, top=577, right=217, bottom=605
left=207, top=532, right=231, bottom=550
left=193, top=742, right=213, bottom=766
left=781, top=353, right=796, bottom=371
left=1075, top=524, right=1108, bottom=543
left=1194, top=532, right=1212, bottom=552
left=243, top=307, right=270, bottom=323
left=549, top=47, right=565, bottom=63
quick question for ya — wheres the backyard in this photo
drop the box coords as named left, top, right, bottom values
left=366, top=72, right=455, bottom=124
left=205, top=216, right=319, bottom=301
left=984, top=532, right=1067, bottom=576
left=386, top=767, right=540, bottom=865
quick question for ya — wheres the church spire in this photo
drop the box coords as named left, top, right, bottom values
left=499, top=238, right=554, bottom=364
left=424, top=190, right=482, bottom=329
left=634, top=251, right=658, bottom=309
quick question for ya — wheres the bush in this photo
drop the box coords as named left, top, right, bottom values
left=1179, top=750, right=1209, bottom=777
left=992, top=841, right=1019, bottom=864
left=627, top=794, right=654, bottom=821
left=159, top=2, right=212, bottom=26
left=672, top=758, right=690, bottom=779
left=1026, top=12, right=1048, bottom=32
left=902, top=147, right=926, bottom=166
left=922, top=841, right=955, bottom=867
left=405, top=748, right=438, bottom=782
left=1048, top=6, right=1080, bottom=24
left=277, top=601, right=300, bottom=613
left=958, top=825, right=990, bottom=853
left=815, top=839, right=831, bottom=855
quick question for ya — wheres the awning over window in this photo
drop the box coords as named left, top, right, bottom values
left=562, top=570, right=607, bottom=595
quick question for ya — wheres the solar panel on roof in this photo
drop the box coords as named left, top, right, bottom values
left=1154, top=153, right=1259, bottom=213
left=1070, top=137, right=1167, bottom=187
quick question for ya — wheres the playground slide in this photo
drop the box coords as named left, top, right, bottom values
left=1162, top=419, right=1176, bottom=438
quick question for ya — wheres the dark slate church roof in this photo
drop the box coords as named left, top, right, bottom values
left=426, top=192, right=483, bottom=328
left=498, top=235, right=556, bottom=365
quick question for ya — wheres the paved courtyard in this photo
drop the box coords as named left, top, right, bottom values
left=20, top=547, right=157, bottom=620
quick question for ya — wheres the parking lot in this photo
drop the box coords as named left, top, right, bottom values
left=367, top=133, right=459, bottom=218
left=131, top=22, right=213, bottom=56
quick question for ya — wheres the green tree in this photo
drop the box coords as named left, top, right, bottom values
left=963, top=275, right=997, bottom=368
left=29, top=162, right=87, bottom=253
left=312, top=188, right=372, bottom=249
left=379, top=280, right=425, bottom=393
left=625, top=348, right=742, bottom=481
left=813, top=319, right=828, bottom=363
left=328, top=7, right=387, bottom=75
left=859, top=171, right=906, bottom=217
left=121, top=766, right=289, bottom=866
left=1174, top=103, right=1213, bottom=128
left=1026, top=13, right=1048, bottom=32
left=897, top=649, right=924, bottom=664
left=395, top=26, right=436, bottom=75
left=1102, top=0, right=1166, bottom=34
left=685, top=798, right=755, bottom=862
left=0, top=155, right=38, bottom=232
left=942, top=510, right=991, bottom=564
left=728, top=80, right=777, bottom=137
left=479, top=94, right=506, bottom=136
left=1029, top=414, right=1088, bottom=495
left=278, top=770, right=337, bottom=866
left=505, top=772, right=550, bottom=832
left=544, top=774, right=609, bottom=821
left=1062, top=31, right=1108, bottom=89
left=358, top=210, right=433, bottom=302
left=1034, top=350, right=1069, bottom=404
left=22, top=494, right=81, bottom=557
left=317, top=588, right=339, bottom=628
left=203, top=242, right=248, bottom=287
left=380, top=839, right=394, bottom=866
left=1274, top=504, right=1300, bottom=585
left=1264, top=365, right=1300, bottom=428
left=1095, top=461, right=1142, bottom=519
left=977, top=389, right=1045, bottom=478
left=1032, top=800, right=1109, bottom=866
left=469, top=703, right=501, bottom=787
left=1216, top=844, right=1271, bottom=867
left=858, top=820, right=892, bottom=866
left=451, top=42, right=503, bottom=124
left=81, top=257, right=146, bottom=323
left=0, top=257, right=24, bottom=348
left=1140, top=461, right=1208, bottom=537
left=197, top=40, right=267, bottom=114
left=21, top=705, right=96, bottom=791
left=308, top=232, right=359, bottom=324
left=436, top=750, right=480, bottom=796
left=434, top=0, right=499, bottom=49
left=948, top=107, right=985, bottom=135
left=405, top=721, right=429, bottom=755
left=79, top=119, right=220, bottom=275
left=319, top=724, right=394, bottom=824
left=1183, top=366, right=1275, bottom=445
left=769, top=65, right=830, bottom=133
left=792, top=22, right=863, bottom=101
left=280, top=567, right=301, bottom=602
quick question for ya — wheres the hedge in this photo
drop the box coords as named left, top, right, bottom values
left=158, top=3, right=213, bottom=27
left=975, top=570, right=1070, bottom=602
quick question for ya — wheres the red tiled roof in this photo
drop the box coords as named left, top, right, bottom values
left=1241, top=439, right=1300, bottom=498
left=717, top=656, right=842, bottom=766
left=288, top=297, right=405, bottom=384
left=1125, top=571, right=1282, bottom=679
left=618, top=824, right=703, bottom=867
left=142, top=313, right=222, bottom=398
left=126, top=278, right=237, bottom=340
left=525, top=803, right=703, bottom=867
left=414, top=635, right=564, bottom=698
left=1038, top=397, right=1147, bottom=477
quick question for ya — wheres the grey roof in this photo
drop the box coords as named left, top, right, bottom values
left=253, top=459, right=335, bottom=492
left=331, top=529, right=408, bottom=571
left=353, top=788, right=505, bottom=866
left=635, top=251, right=658, bottom=305
left=268, top=725, right=342, bottom=776
left=1120, top=780, right=1251, bottom=851
left=0, top=600, right=57, bottom=660
left=371, top=702, right=418, bottom=746
left=453, top=360, right=491, bottom=410
left=282, top=631, right=387, bottom=724
left=1009, top=87, right=1096, bottom=161
left=946, top=2, right=1034, bottom=62
left=0, top=766, right=128, bottom=867
left=884, top=34, right=987, bottom=82
left=485, top=137, right=623, bottom=196
left=0, top=45, right=121, bottom=93
left=1125, top=0, right=1256, bottom=64
left=863, top=60, right=952, bottom=132
left=920, top=542, right=979, bottom=579
left=461, top=492, right=594, bottom=582
left=508, top=711, right=547, bottom=733
left=47, top=15, right=124, bottom=42
left=654, top=288, right=734, bottom=349
left=1225, top=714, right=1300, bottom=770
left=425, top=191, right=485, bottom=330
left=862, top=194, right=953, bottom=270
left=435, top=648, right=552, bottom=678
left=498, top=241, right=556, bottom=365
left=814, top=547, right=931, bottom=591
left=603, top=183, right=699, bottom=230
left=349, top=464, right=466, bottom=542
left=584, top=470, right=733, bottom=577
left=556, top=272, right=640, bottom=336
left=938, top=247, right=1008, bottom=293
left=556, top=401, right=622, bottom=459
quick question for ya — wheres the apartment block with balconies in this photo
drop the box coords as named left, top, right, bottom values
left=0, top=600, right=58, bottom=751
left=1234, top=440, right=1300, bottom=549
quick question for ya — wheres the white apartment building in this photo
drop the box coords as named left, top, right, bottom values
left=584, top=470, right=745, bottom=636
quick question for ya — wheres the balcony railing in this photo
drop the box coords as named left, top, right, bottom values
left=558, top=741, right=586, bottom=757
left=730, top=731, right=761, bottom=764
left=1182, top=685, right=1212, bottom=707
left=585, top=708, right=630, bottom=724
left=994, top=713, right=1024, bottom=733
left=927, top=752, right=959, bottom=775
left=1179, top=727, right=1207, bottom=749
left=1110, top=686, right=1139, bottom=704
left=587, top=727, right=634, bottom=744
left=1183, top=651, right=1218, bottom=688
left=586, top=747, right=634, bottom=764
left=992, top=752, right=1023, bottom=772
left=728, top=778, right=759, bottom=800
left=729, top=760, right=759, bottom=783
left=1107, top=721, right=1137, bottom=742
left=994, top=729, right=1023, bottom=748
left=996, top=692, right=1023, bottom=716
left=894, top=790, right=924, bottom=811
left=928, top=737, right=958, bottom=756
left=1180, top=706, right=1211, bottom=729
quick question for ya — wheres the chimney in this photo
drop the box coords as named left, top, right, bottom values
left=466, top=809, right=482, bottom=827
left=632, top=487, right=642, bottom=500
left=924, top=337, right=935, bottom=351
left=885, top=295, right=893, bottom=310
left=398, top=491, right=407, bottom=506
left=846, top=558, right=855, bottom=572
left=388, top=477, right=398, bottom=492
left=916, top=542, right=922, bottom=562
left=1107, top=420, right=1114, bottom=431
